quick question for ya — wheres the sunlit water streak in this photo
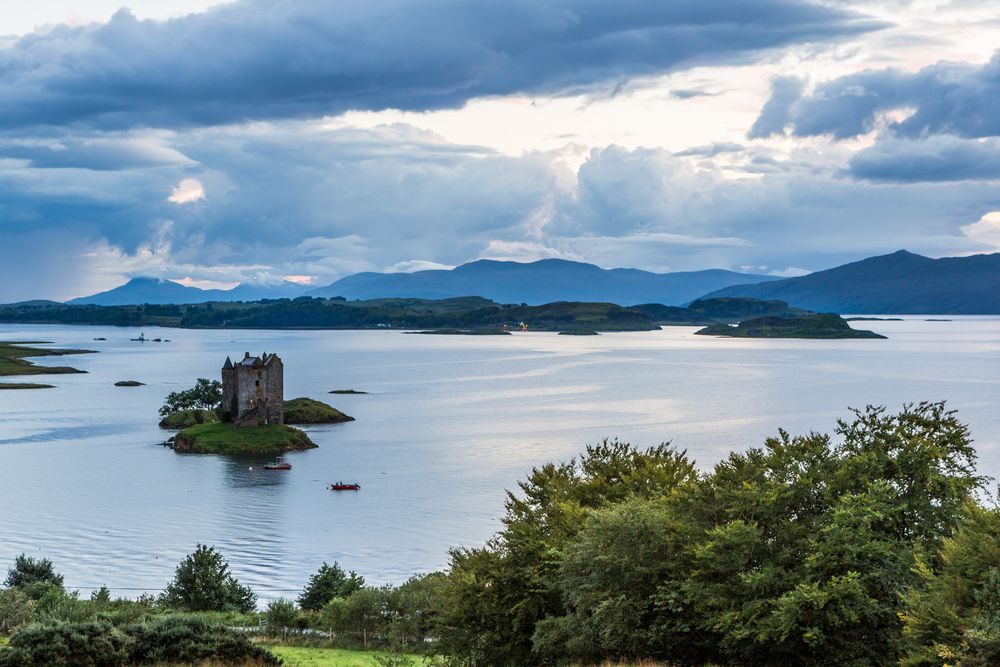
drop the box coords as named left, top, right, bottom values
left=0, top=319, right=998, bottom=600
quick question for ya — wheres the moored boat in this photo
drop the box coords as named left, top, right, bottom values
left=264, top=461, right=292, bottom=471
left=329, top=481, right=361, bottom=491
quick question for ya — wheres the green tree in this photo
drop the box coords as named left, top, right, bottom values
left=162, top=544, right=256, bottom=613
left=265, top=597, right=299, bottom=635
left=321, top=587, right=388, bottom=648
left=437, top=440, right=697, bottom=666
left=901, top=503, right=1000, bottom=666
left=4, top=554, right=64, bottom=600
left=159, top=378, right=223, bottom=417
left=0, top=588, right=35, bottom=636
left=298, top=561, right=364, bottom=612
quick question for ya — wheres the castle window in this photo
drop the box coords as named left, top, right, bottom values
left=256, top=380, right=260, bottom=387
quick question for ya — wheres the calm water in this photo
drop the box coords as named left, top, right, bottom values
left=1, top=320, right=998, bottom=601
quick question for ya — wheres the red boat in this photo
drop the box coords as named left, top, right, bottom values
left=264, top=461, right=292, bottom=471
left=330, top=482, right=361, bottom=491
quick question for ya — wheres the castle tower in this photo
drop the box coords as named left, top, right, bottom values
left=221, top=352, right=284, bottom=427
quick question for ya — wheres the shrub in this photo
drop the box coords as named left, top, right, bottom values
left=4, top=555, right=63, bottom=598
left=162, top=545, right=256, bottom=613
left=0, top=588, right=34, bottom=636
left=264, top=598, right=299, bottom=634
left=129, top=615, right=280, bottom=665
left=0, top=621, right=130, bottom=666
left=298, top=562, right=364, bottom=612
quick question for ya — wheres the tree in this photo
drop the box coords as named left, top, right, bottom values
left=437, top=440, right=698, bottom=666
left=159, top=378, right=223, bottom=417
left=298, top=562, right=364, bottom=612
left=162, top=545, right=256, bottom=613
left=5, top=554, right=63, bottom=600
left=901, top=503, right=1000, bottom=666
left=0, top=588, right=35, bottom=636
left=265, top=598, right=299, bottom=635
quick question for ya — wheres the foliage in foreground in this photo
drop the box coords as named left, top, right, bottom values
left=436, top=402, right=991, bottom=666
left=0, top=616, right=279, bottom=666
left=162, top=544, right=257, bottom=613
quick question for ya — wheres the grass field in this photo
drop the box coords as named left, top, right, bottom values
left=265, top=646, right=420, bottom=666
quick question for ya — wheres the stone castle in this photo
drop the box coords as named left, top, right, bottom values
left=221, top=352, right=284, bottom=427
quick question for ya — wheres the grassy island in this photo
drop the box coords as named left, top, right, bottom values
left=695, top=314, right=886, bottom=339
left=0, top=341, right=94, bottom=377
left=283, top=397, right=355, bottom=424
left=172, top=422, right=316, bottom=455
left=114, top=380, right=144, bottom=387
left=0, top=382, right=54, bottom=390
left=329, top=389, right=368, bottom=394
left=406, top=328, right=511, bottom=335
left=558, top=328, right=600, bottom=336
left=159, top=409, right=220, bottom=429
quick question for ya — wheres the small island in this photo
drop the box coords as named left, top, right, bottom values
left=160, top=352, right=353, bottom=455
left=406, top=328, right=511, bottom=335
left=114, top=380, right=145, bottom=387
left=0, top=382, right=54, bottom=390
left=695, top=314, right=886, bottom=339
left=329, top=389, right=368, bottom=394
left=173, top=422, right=316, bottom=455
left=0, top=341, right=94, bottom=381
left=558, top=328, right=600, bottom=336
left=283, top=397, right=355, bottom=424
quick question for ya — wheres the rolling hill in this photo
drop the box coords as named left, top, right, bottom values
left=702, top=250, right=1000, bottom=314
left=67, top=278, right=309, bottom=306
left=306, top=259, right=779, bottom=306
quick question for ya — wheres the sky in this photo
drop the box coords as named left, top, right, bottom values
left=1, top=0, right=1000, bottom=301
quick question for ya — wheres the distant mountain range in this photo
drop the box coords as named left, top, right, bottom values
left=67, top=277, right=309, bottom=306
left=704, top=250, right=1000, bottom=314
left=304, top=259, right=778, bottom=305
left=48, top=251, right=1000, bottom=313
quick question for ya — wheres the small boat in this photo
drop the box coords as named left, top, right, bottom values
left=329, top=481, right=361, bottom=491
left=264, top=461, right=292, bottom=471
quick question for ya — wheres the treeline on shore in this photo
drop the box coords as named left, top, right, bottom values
left=0, top=294, right=825, bottom=333
left=3, top=402, right=998, bottom=666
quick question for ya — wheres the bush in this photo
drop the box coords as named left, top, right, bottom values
left=0, top=588, right=34, bottom=636
left=0, top=621, right=130, bottom=666
left=162, top=545, right=256, bottom=613
left=265, top=598, right=299, bottom=634
left=4, top=555, right=63, bottom=598
left=298, top=562, right=364, bottom=612
left=129, top=615, right=280, bottom=665
left=0, top=616, right=280, bottom=666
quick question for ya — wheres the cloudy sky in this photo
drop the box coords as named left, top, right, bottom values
left=2, top=0, right=999, bottom=301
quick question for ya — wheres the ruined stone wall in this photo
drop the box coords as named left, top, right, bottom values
left=264, top=358, right=284, bottom=424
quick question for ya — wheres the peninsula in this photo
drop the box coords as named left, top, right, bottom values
left=0, top=340, right=94, bottom=388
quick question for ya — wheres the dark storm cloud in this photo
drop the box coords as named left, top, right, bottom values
left=849, top=137, right=1000, bottom=182
left=0, top=0, right=882, bottom=130
left=751, top=51, right=1000, bottom=139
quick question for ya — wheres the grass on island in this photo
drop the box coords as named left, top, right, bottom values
left=265, top=646, right=420, bottom=666
left=283, top=397, right=355, bottom=424
left=114, top=379, right=145, bottom=387
left=329, top=389, right=368, bottom=394
left=0, top=341, right=94, bottom=377
left=0, top=382, right=55, bottom=389
left=405, top=328, right=511, bottom=335
left=159, top=409, right=221, bottom=429
left=695, top=314, right=886, bottom=340
left=173, top=422, right=316, bottom=455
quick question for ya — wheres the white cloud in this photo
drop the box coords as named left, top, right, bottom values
left=168, top=178, right=205, bottom=204
left=961, top=211, right=1000, bottom=251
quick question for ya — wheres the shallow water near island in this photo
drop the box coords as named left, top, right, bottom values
left=1, top=320, right=998, bottom=601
